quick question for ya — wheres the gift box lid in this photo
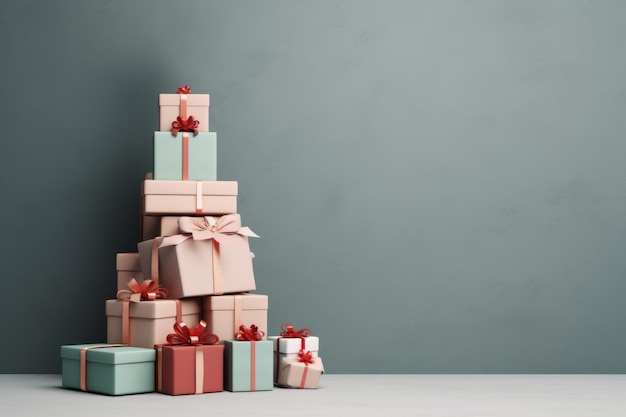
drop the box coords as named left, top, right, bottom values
left=116, top=253, right=141, bottom=271
left=203, top=294, right=268, bottom=311
left=60, top=344, right=156, bottom=364
left=143, top=180, right=238, bottom=196
left=105, top=298, right=201, bottom=319
left=268, top=336, right=319, bottom=354
left=159, top=94, right=210, bottom=106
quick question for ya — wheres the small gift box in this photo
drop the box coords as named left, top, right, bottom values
left=116, top=253, right=142, bottom=292
left=268, top=324, right=319, bottom=384
left=156, top=321, right=223, bottom=395
left=142, top=179, right=237, bottom=216
left=224, top=325, right=273, bottom=392
left=202, top=293, right=268, bottom=343
left=138, top=215, right=258, bottom=299
left=60, top=343, right=155, bottom=395
left=153, top=131, right=216, bottom=181
left=159, top=86, right=209, bottom=133
left=106, top=280, right=201, bottom=349
left=278, top=351, right=324, bottom=389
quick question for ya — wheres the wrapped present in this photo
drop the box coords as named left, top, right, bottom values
left=116, top=253, right=143, bottom=292
left=156, top=321, right=223, bottom=395
left=159, top=85, right=209, bottom=133
left=202, top=293, right=268, bottom=343
left=138, top=215, right=258, bottom=299
left=268, top=324, right=319, bottom=384
left=278, top=351, right=324, bottom=389
left=106, top=279, right=201, bottom=348
left=153, top=131, right=216, bottom=181
left=224, top=325, right=273, bottom=392
left=60, top=343, right=155, bottom=395
left=141, top=215, right=181, bottom=241
left=142, top=179, right=237, bottom=216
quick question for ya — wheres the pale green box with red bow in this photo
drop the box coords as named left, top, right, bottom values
left=153, top=131, right=216, bottom=181
left=60, top=343, right=155, bottom=395
left=224, top=340, right=274, bottom=392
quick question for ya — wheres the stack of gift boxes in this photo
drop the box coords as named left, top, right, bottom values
left=60, top=86, right=324, bottom=396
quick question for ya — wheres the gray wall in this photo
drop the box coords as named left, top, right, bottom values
left=1, top=0, right=625, bottom=373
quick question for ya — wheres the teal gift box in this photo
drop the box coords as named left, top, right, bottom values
left=60, top=343, right=156, bottom=395
left=224, top=340, right=273, bottom=392
left=154, top=131, right=217, bottom=181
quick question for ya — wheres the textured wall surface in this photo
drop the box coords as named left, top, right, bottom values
left=1, top=0, right=625, bottom=373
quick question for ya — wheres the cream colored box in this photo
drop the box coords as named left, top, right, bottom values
left=116, top=253, right=143, bottom=292
left=159, top=93, right=209, bottom=132
left=141, top=216, right=182, bottom=241
left=278, top=356, right=324, bottom=389
left=202, top=294, right=268, bottom=342
left=106, top=298, right=201, bottom=349
left=142, top=180, right=238, bottom=216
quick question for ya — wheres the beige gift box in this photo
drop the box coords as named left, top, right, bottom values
left=159, top=93, right=209, bottom=132
left=278, top=356, right=324, bottom=389
left=142, top=179, right=238, bottom=216
left=141, top=216, right=182, bottom=241
left=138, top=215, right=258, bottom=299
left=106, top=298, right=201, bottom=349
left=202, top=294, right=268, bottom=343
left=116, top=253, right=143, bottom=292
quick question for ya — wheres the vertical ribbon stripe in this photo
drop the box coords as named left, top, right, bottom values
left=233, top=295, right=242, bottom=338
left=151, top=238, right=159, bottom=284
left=156, top=345, right=163, bottom=392
left=195, top=181, right=202, bottom=214
left=180, top=94, right=187, bottom=119
left=182, top=133, right=189, bottom=181
left=79, top=344, right=125, bottom=391
left=121, top=300, right=131, bottom=344
left=250, top=341, right=256, bottom=392
left=212, top=240, right=223, bottom=295
left=195, top=346, right=204, bottom=394
left=299, top=363, right=309, bottom=389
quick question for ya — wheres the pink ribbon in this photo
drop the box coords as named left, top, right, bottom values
left=297, top=350, right=315, bottom=389
left=79, top=344, right=126, bottom=391
left=158, top=215, right=259, bottom=296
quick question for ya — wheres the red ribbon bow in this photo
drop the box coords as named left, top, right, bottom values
left=298, top=349, right=315, bottom=364
left=116, top=278, right=168, bottom=302
left=171, top=115, right=199, bottom=136
left=177, top=85, right=192, bottom=94
left=279, top=323, right=311, bottom=338
left=166, top=321, right=219, bottom=345
left=235, top=324, right=265, bottom=341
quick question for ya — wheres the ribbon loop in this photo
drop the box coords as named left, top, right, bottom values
left=298, top=349, right=315, bottom=364
left=166, top=321, right=219, bottom=345
left=171, top=115, right=199, bottom=136
left=177, top=85, right=192, bottom=94
left=279, top=324, right=311, bottom=338
left=116, top=278, right=168, bottom=302
left=235, top=324, right=265, bottom=341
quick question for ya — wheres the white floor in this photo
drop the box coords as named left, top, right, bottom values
left=1, top=374, right=625, bottom=416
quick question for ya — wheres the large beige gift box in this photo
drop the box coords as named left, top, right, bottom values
left=202, top=294, right=268, bottom=342
left=142, top=179, right=238, bottom=216
left=138, top=215, right=259, bottom=299
left=106, top=298, right=201, bottom=349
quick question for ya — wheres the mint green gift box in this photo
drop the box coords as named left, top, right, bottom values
left=224, top=340, right=273, bottom=392
left=154, top=131, right=217, bottom=181
left=60, top=343, right=156, bottom=395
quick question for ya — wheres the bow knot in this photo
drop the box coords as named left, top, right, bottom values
left=177, top=85, right=191, bottom=94
left=298, top=349, right=314, bottom=364
left=116, top=278, right=168, bottom=303
left=166, top=321, right=219, bottom=345
left=280, top=323, right=311, bottom=338
left=235, top=324, right=265, bottom=341
left=171, top=115, right=199, bottom=136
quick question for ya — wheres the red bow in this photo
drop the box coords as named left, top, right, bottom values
left=166, top=321, right=219, bottom=345
left=116, top=278, right=168, bottom=302
left=235, top=324, right=265, bottom=341
left=298, top=350, right=314, bottom=364
left=171, top=115, right=199, bottom=136
left=279, top=323, right=311, bottom=338
left=177, top=85, right=191, bottom=94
